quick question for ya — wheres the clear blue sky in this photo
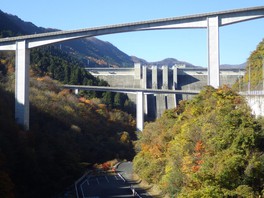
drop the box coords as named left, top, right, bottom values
left=1, top=1, right=264, bottom=66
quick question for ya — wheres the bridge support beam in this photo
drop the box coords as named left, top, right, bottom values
left=136, top=91, right=144, bottom=131
left=142, top=66, right=148, bottom=115
left=134, top=63, right=141, bottom=80
left=173, top=66, right=178, bottom=106
left=162, top=65, right=168, bottom=89
left=152, top=66, right=158, bottom=89
left=207, top=16, right=220, bottom=88
left=15, top=41, right=30, bottom=130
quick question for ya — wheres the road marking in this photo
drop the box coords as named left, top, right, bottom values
left=80, top=180, right=86, bottom=198
left=117, top=173, right=126, bottom=182
left=105, top=175, right=110, bottom=183
left=87, top=179, right=90, bottom=185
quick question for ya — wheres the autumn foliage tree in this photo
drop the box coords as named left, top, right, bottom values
left=233, top=38, right=264, bottom=91
left=133, top=85, right=264, bottom=197
left=0, top=70, right=136, bottom=197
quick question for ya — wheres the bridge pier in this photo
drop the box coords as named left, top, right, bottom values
left=150, top=66, right=158, bottom=118
left=207, top=16, right=220, bottom=88
left=157, top=66, right=169, bottom=117
left=142, top=66, right=148, bottom=115
left=162, top=65, right=168, bottom=89
left=152, top=66, right=158, bottom=89
left=136, top=91, right=144, bottom=131
left=134, top=63, right=141, bottom=80
left=172, top=66, right=178, bottom=107
left=15, top=41, right=30, bottom=130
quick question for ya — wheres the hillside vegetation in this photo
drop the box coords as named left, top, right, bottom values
left=133, top=38, right=264, bottom=197
left=234, top=38, right=264, bottom=91
left=0, top=12, right=138, bottom=196
left=134, top=85, right=264, bottom=197
left=0, top=50, right=136, bottom=198
left=1, top=8, right=264, bottom=198
left=30, top=46, right=134, bottom=111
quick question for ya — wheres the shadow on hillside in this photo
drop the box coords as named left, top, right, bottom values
left=0, top=85, right=137, bottom=198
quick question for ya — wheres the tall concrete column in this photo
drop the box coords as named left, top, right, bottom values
left=173, top=66, right=178, bottom=89
left=162, top=65, right=168, bottom=89
left=156, top=65, right=168, bottom=115
left=142, top=65, right=147, bottom=89
left=136, top=91, right=144, bottom=131
left=152, top=66, right=158, bottom=89
left=172, top=66, right=178, bottom=107
left=134, top=63, right=141, bottom=80
left=15, top=40, right=30, bottom=130
left=142, top=66, right=148, bottom=115
left=149, top=66, right=158, bottom=118
left=207, top=16, right=220, bottom=88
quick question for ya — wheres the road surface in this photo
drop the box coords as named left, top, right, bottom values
left=77, top=162, right=152, bottom=198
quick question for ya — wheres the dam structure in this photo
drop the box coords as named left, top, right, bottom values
left=86, top=64, right=245, bottom=119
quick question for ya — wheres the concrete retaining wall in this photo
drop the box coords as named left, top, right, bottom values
left=244, top=95, right=264, bottom=117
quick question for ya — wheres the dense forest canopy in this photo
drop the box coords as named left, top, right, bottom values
left=0, top=46, right=136, bottom=198
left=30, top=45, right=132, bottom=108
left=0, top=12, right=138, bottom=196
left=134, top=85, right=264, bottom=197
left=134, top=36, right=264, bottom=196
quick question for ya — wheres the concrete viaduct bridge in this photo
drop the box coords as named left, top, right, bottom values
left=63, top=85, right=199, bottom=131
left=0, top=6, right=264, bottom=130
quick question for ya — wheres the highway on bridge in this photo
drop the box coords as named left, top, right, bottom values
left=63, top=85, right=200, bottom=95
left=77, top=162, right=152, bottom=198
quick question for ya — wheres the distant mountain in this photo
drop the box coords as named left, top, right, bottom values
left=149, top=58, right=199, bottom=68
left=131, top=57, right=201, bottom=68
left=0, top=10, right=51, bottom=37
left=130, top=56, right=148, bottom=65
left=220, top=62, right=246, bottom=69
left=61, top=38, right=134, bottom=68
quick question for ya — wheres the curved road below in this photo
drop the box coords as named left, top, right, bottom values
left=77, top=161, right=152, bottom=198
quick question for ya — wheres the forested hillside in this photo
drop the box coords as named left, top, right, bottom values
left=0, top=51, right=136, bottom=197
left=234, top=38, right=264, bottom=91
left=128, top=38, right=261, bottom=197
left=134, top=85, right=264, bottom=197
left=1, top=7, right=264, bottom=198
left=0, top=15, right=135, bottom=198
left=0, top=13, right=137, bottom=197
